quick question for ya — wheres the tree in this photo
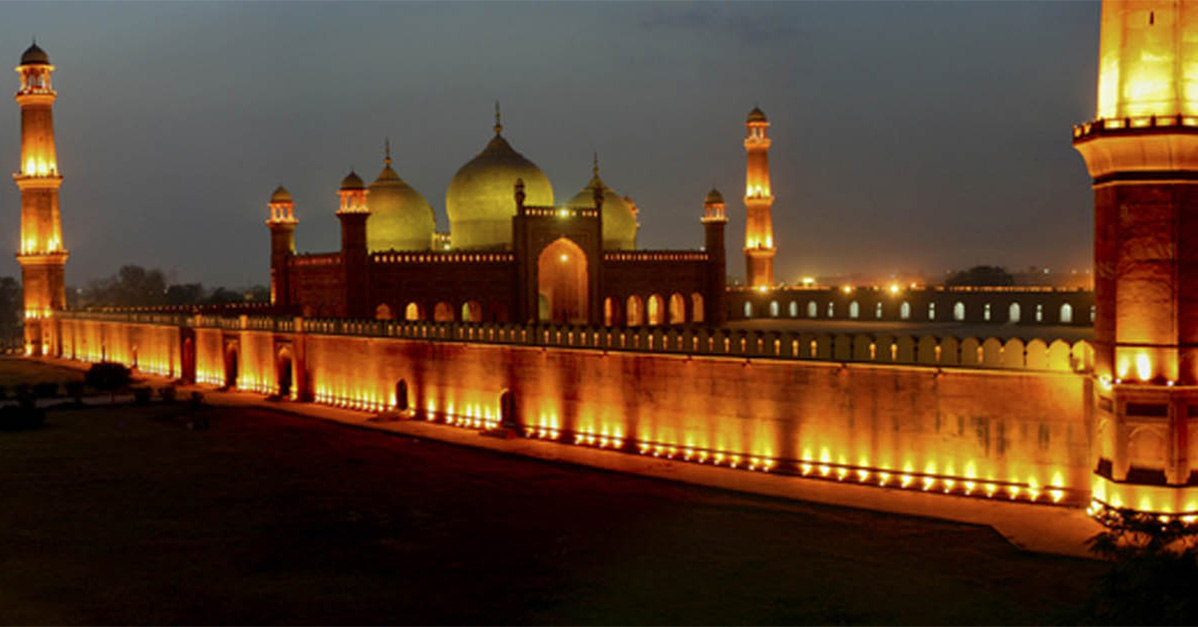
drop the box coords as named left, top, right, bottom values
left=85, top=362, right=132, bottom=403
left=0, top=276, right=21, bottom=339
left=83, top=265, right=168, bottom=308
left=945, top=265, right=1014, bottom=287
left=1082, top=510, right=1198, bottom=624
left=165, top=283, right=205, bottom=306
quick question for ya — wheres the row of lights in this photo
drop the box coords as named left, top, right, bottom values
left=1087, top=499, right=1198, bottom=527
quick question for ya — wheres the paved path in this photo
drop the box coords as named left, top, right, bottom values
left=41, top=357, right=1104, bottom=558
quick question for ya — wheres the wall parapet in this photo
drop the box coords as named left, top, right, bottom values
left=371, top=251, right=514, bottom=264
left=604, top=250, right=708, bottom=262
left=55, top=310, right=1093, bottom=373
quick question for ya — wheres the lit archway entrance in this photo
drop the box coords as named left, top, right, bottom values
left=375, top=303, right=393, bottom=320
left=499, top=388, right=518, bottom=430
left=669, top=293, right=686, bottom=324
left=224, top=344, right=239, bottom=389
left=692, top=293, right=705, bottom=324
left=626, top=295, right=644, bottom=326
left=276, top=347, right=294, bottom=399
left=461, top=301, right=482, bottom=322
left=434, top=302, right=454, bottom=322
left=405, top=302, right=422, bottom=321
left=395, top=379, right=409, bottom=412
left=647, top=294, right=665, bottom=326
left=537, top=237, right=589, bottom=324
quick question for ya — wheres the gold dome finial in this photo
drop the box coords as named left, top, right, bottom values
left=592, top=151, right=599, bottom=177
left=384, top=137, right=392, bottom=165
left=494, top=100, right=503, bottom=135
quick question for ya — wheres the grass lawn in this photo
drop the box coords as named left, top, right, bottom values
left=0, top=357, right=85, bottom=391
left=0, top=403, right=1105, bottom=625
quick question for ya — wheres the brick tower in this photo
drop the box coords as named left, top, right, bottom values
left=1074, top=1, right=1198, bottom=515
left=13, top=42, right=67, bottom=355
left=702, top=188, right=728, bottom=325
left=267, top=186, right=298, bottom=307
left=336, top=170, right=370, bottom=318
left=743, top=106, right=775, bottom=288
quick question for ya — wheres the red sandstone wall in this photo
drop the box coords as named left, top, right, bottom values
left=294, top=333, right=1091, bottom=495
left=53, top=315, right=1093, bottom=499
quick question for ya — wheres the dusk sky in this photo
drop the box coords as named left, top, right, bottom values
left=0, top=1, right=1100, bottom=288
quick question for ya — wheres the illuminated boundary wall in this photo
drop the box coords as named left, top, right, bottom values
left=730, top=286, right=1095, bottom=327
left=47, top=311, right=1108, bottom=514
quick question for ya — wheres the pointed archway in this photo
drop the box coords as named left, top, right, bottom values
left=537, top=237, right=589, bottom=324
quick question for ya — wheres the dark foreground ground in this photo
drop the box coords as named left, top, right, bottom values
left=0, top=400, right=1104, bottom=625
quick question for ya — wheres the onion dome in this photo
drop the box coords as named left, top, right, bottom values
left=339, top=170, right=365, bottom=191
left=20, top=42, right=49, bottom=66
left=445, top=105, right=553, bottom=250
left=705, top=188, right=724, bottom=204
left=747, top=106, right=767, bottom=123
left=566, top=155, right=637, bottom=250
left=270, top=185, right=293, bottom=204
left=367, top=143, right=435, bottom=251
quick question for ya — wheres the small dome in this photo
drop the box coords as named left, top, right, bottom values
left=566, top=169, right=637, bottom=251
left=705, top=188, right=724, bottom=204
left=368, top=160, right=435, bottom=252
left=20, top=42, right=49, bottom=66
left=340, top=170, right=365, bottom=191
left=270, top=185, right=293, bottom=204
left=446, top=131, right=553, bottom=250
left=747, top=106, right=768, bottom=123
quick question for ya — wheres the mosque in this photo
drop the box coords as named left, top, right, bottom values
left=265, top=105, right=748, bottom=328
left=21, top=0, right=1198, bottom=533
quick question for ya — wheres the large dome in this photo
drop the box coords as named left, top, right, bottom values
left=566, top=164, right=637, bottom=250
left=367, top=157, right=435, bottom=252
left=446, top=130, right=553, bottom=250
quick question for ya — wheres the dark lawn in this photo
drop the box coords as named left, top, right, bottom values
left=0, top=403, right=1104, bottom=625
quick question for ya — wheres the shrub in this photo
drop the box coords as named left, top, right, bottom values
left=85, top=362, right=132, bottom=403
left=32, top=382, right=58, bottom=398
left=132, top=386, right=152, bottom=405
left=1083, top=510, right=1198, bottom=624
left=189, top=391, right=204, bottom=408
left=158, top=385, right=177, bottom=403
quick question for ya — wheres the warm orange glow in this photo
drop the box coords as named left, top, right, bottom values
left=1096, top=1, right=1198, bottom=120
left=1135, top=353, right=1153, bottom=381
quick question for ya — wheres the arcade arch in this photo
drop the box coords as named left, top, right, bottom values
left=537, top=237, right=589, bottom=324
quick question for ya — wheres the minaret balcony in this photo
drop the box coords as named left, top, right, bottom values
left=1073, top=115, right=1198, bottom=180
left=12, top=172, right=63, bottom=189
left=14, top=90, right=55, bottom=105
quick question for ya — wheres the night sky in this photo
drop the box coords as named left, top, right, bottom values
left=0, top=1, right=1100, bottom=288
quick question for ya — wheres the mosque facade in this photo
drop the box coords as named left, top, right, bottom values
left=21, top=0, right=1198, bottom=532
left=268, top=108, right=733, bottom=328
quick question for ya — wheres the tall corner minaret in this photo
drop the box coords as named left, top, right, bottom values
left=1073, top=0, right=1198, bottom=513
left=266, top=185, right=298, bottom=307
left=336, top=170, right=370, bottom=318
left=13, top=41, right=68, bottom=356
left=743, top=106, right=775, bottom=288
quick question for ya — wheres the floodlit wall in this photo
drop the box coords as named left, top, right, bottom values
left=296, top=335, right=1092, bottom=500
left=57, top=317, right=181, bottom=378
left=52, top=312, right=1095, bottom=506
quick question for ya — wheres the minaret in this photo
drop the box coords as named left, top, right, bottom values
left=266, top=186, right=298, bottom=308
left=743, top=106, right=775, bottom=288
left=13, top=42, right=68, bottom=356
left=702, top=188, right=728, bottom=325
left=336, top=170, right=370, bottom=318
left=1073, top=1, right=1198, bottom=512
